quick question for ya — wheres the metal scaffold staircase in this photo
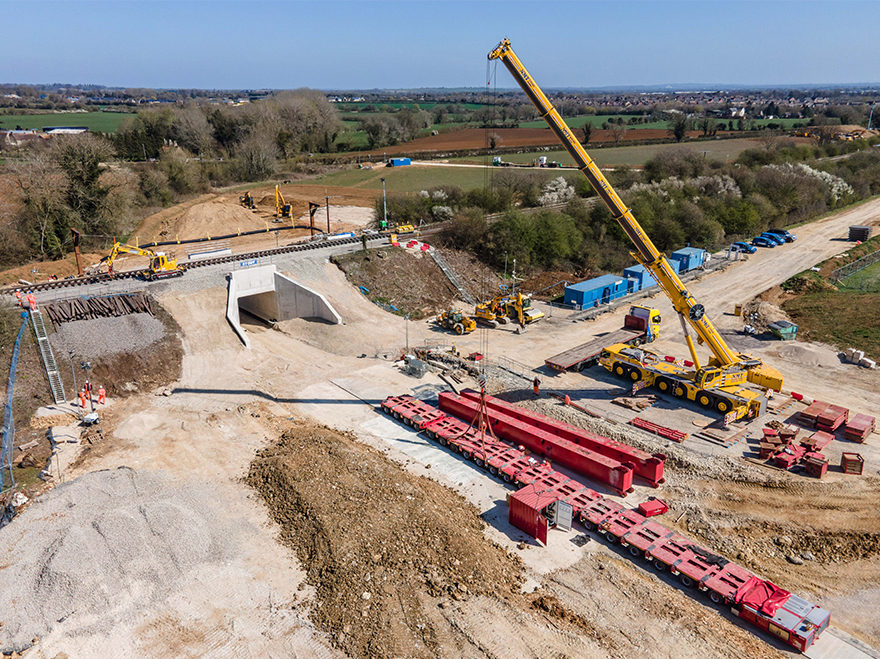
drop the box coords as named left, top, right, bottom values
left=30, top=310, right=66, bottom=404
left=429, top=249, right=476, bottom=305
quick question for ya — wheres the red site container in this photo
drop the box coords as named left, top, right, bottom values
left=439, top=392, right=634, bottom=495
left=460, top=389, right=666, bottom=486
left=637, top=498, right=669, bottom=517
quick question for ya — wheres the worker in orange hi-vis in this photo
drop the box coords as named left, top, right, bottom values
left=14, top=289, right=22, bottom=307
left=79, top=388, right=88, bottom=410
left=532, top=376, right=541, bottom=397
left=98, top=385, right=106, bottom=405
left=26, top=293, right=37, bottom=310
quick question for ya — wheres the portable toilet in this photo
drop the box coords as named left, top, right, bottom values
left=669, top=247, right=706, bottom=273
left=564, top=274, right=629, bottom=308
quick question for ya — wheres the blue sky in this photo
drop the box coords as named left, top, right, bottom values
left=2, top=0, right=878, bottom=89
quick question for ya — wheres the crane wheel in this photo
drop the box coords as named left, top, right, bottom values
left=698, top=394, right=712, bottom=408
left=629, top=369, right=641, bottom=382
left=454, top=323, right=464, bottom=335
left=614, top=363, right=626, bottom=378
left=657, top=379, right=669, bottom=392
left=716, top=399, right=730, bottom=413
left=673, top=386, right=685, bottom=398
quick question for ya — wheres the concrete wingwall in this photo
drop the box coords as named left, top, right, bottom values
left=226, top=265, right=342, bottom=348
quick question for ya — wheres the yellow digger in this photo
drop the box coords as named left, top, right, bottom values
left=474, top=297, right=508, bottom=328
left=437, top=309, right=477, bottom=335
left=101, top=242, right=185, bottom=280
left=275, top=185, right=292, bottom=219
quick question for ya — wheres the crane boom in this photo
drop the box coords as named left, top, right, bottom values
left=488, top=39, right=782, bottom=394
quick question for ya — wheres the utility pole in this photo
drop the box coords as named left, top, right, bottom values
left=381, top=177, right=388, bottom=229
left=325, top=195, right=331, bottom=233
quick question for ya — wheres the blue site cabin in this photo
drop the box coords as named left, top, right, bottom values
left=387, top=157, right=411, bottom=167
left=564, top=274, right=629, bottom=308
left=623, top=259, right=682, bottom=293
left=669, top=247, right=706, bottom=273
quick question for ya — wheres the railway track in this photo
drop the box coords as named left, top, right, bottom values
left=0, top=233, right=393, bottom=296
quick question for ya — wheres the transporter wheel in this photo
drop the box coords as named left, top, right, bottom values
left=613, top=363, right=627, bottom=378
left=605, top=534, right=618, bottom=545
left=698, top=393, right=712, bottom=408
left=438, top=436, right=448, bottom=446
left=680, top=574, right=694, bottom=587
left=426, top=430, right=436, bottom=440
left=628, top=545, right=641, bottom=557
left=709, top=591, right=722, bottom=604
left=475, top=457, right=484, bottom=467
left=653, top=561, right=666, bottom=572
left=583, top=520, right=597, bottom=532
left=393, top=411, right=401, bottom=419
left=716, top=398, right=731, bottom=413
left=503, top=472, right=512, bottom=483
left=488, top=465, right=498, bottom=475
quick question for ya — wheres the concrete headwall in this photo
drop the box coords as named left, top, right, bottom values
left=226, top=264, right=341, bottom=347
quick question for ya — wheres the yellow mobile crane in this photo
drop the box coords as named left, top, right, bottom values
left=488, top=39, right=782, bottom=420
left=103, top=242, right=185, bottom=280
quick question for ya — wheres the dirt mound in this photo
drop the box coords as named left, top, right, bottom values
left=741, top=299, right=789, bottom=331
left=522, top=270, right=579, bottom=298
left=247, top=418, right=525, bottom=658
left=333, top=247, right=458, bottom=319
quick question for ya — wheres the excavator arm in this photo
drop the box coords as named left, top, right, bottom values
left=488, top=39, right=781, bottom=390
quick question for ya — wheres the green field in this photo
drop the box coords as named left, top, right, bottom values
left=0, top=111, right=136, bottom=133
left=519, top=114, right=670, bottom=130
left=291, top=163, right=570, bottom=193
left=838, top=259, right=880, bottom=292
left=452, top=138, right=764, bottom=168
left=334, top=101, right=489, bottom=112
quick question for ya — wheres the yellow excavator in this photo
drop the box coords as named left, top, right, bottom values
left=437, top=309, right=477, bottom=335
left=239, top=191, right=256, bottom=209
left=489, top=39, right=782, bottom=421
left=474, top=297, right=508, bottom=328
left=101, top=242, right=185, bottom=280
left=275, top=185, right=292, bottom=219
left=475, top=290, right=544, bottom=328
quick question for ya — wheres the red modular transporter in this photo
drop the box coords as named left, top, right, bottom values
left=459, top=389, right=666, bottom=486
left=379, top=394, right=832, bottom=651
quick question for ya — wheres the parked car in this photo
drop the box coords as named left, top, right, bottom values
left=760, top=232, right=786, bottom=246
left=765, top=228, right=797, bottom=242
left=752, top=236, right=777, bottom=248
left=730, top=241, right=757, bottom=254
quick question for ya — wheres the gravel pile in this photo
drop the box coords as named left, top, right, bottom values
left=0, top=467, right=239, bottom=653
left=50, top=312, right=166, bottom=357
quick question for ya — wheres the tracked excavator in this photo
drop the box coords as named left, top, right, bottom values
left=488, top=39, right=783, bottom=421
